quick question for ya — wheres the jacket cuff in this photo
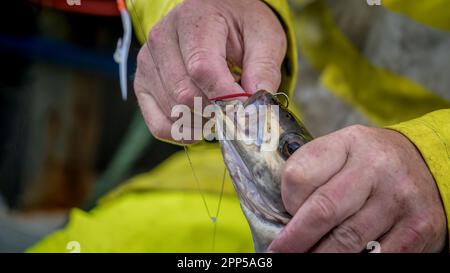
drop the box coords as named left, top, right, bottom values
left=386, top=109, right=450, bottom=250
left=262, top=0, right=298, bottom=98
left=126, top=0, right=182, bottom=44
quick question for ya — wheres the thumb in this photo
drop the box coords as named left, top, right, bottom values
left=281, top=132, right=350, bottom=215
left=240, top=15, right=287, bottom=94
left=178, top=14, right=244, bottom=99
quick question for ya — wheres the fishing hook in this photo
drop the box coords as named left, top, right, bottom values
left=274, top=92, right=290, bottom=108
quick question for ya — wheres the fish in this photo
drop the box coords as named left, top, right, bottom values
left=215, top=90, right=313, bottom=252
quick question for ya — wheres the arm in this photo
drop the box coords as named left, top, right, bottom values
left=388, top=109, right=450, bottom=249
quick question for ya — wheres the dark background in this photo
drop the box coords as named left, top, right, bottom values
left=0, top=1, right=179, bottom=249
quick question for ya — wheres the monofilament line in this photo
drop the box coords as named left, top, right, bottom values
left=211, top=167, right=227, bottom=251
left=182, top=144, right=227, bottom=252
left=182, top=143, right=213, bottom=219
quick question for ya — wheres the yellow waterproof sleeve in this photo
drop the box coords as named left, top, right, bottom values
left=387, top=109, right=450, bottom=249
left=126, top=0, right=182, bottom=44
left=383, top=0, right=450, bottom=31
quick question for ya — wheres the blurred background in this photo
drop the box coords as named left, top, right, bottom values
left=0, top=0, right=181, bottom=252
left=0, top=0, right=381, bottom=252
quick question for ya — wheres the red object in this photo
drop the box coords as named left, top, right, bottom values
left=209, top=92, right=252, bottom=102
left=30, top=0, right=121, bottom=16
left=116, top=0, right=126, bottom=11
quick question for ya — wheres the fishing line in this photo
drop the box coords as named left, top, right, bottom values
left=211, top=167, right=227, bottom=251
left=129, top=0, right=227, bottom=252
left=214, top=167, right=227, bottom=222
left=129, top=0, right=168, bottom=92
left=182, top=141, right=228, bottom=252
left=181, top=141, right=213, bottom=220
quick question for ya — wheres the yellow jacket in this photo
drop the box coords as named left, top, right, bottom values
left=29, top=0, right=450, bottom=252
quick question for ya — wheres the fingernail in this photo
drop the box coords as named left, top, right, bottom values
left=255, top=81, right=274, bottom=93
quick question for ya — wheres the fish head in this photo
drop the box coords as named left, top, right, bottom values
left=215, top=90, right=313, bottom=251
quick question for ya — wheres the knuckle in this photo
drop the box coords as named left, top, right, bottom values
left=149, top=18, right=174, bottom=47
left=329, top=224, right=365, bottom=251
left=400, top=215, right=438, bottom=250
left=148, top=20, right=166, bottom=47
left=412, top=216, right=434, bottom=237
left=402, top=225, right=426, bottom=246
left=345, top=124, right=369, bottom=138
left=309, top=192, right=338, bottom=225
left=369, top=150, right=390, bottom=172
left=282, top=159, right=311, bottom=191
left=282, top=161, right=301, bottom=187
left=394, top=184, right=419, bottom=203
left=186, top=50, right=210, bottom=80
left=281, top=163, right=303, bottom=214
left=136, top=47, right=149, bottom=69
left=173, top=78, right=196, bottom=105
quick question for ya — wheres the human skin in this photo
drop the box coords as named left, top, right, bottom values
left=269, top=125, right=447, bottom=253
left=134, top=0, right=286, bottom=141
left=134, top=0, right=447, bottom=252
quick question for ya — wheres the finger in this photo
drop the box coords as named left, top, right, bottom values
left=378, top=220, right=430, bottom=252
left=269, top=164, right=373, bottom=252
left=281, top=133, right=349, bottom=215
left=177, top=12, right=245, bottom=99
left=135, top=89, right=174, bottom=141
left=311, top=197, right=396, bottom=253
left=136, top=45, right=178, bottom=119
left=135, top=48, right=176, bottom=141
left=136, top=44, right=202, bottom=143
left=240, top=8, right=287, bottom=93
left=148, top=14, right=208, bottom=113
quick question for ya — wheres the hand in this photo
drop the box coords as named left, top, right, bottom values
left=134, top=0, right=287, bottom=141
left=269, top=125, right=447, bottom=252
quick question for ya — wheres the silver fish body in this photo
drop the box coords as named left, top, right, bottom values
left=216, top=90, right=313, bottom=252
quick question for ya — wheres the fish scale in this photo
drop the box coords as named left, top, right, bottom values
left=217, top=90, right=313, bottom=252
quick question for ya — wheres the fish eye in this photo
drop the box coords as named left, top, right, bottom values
left=278, top=132, right=304, bottom=160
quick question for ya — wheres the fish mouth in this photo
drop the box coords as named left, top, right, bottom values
left=215, top=90, right=313, bottom=251
left=214, top=95, right=291, bottom=225
left=213, top=91, right=280, bottom=152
